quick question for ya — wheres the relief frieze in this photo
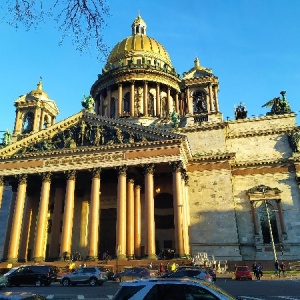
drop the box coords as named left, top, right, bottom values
left=44, top=153, right=123, bottom=167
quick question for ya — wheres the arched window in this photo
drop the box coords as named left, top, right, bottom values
left=22, top=111, right=34, bottom=133
left=193, top=90, right=207, bottom=113
left=256, top=201, right=280, bottom=244
left=148, top=93, right=154, bottom=116
left=110, top=97, right=116, bottom=118
left=43, top=115, right=50, bottom=129
left=123, top=92, right=130, bottom=114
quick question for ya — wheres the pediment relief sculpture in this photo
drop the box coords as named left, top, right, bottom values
left=16, top=120, right=157, bottom=155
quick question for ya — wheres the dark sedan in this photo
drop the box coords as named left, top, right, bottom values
left=113, top=267, right=152, bottom=282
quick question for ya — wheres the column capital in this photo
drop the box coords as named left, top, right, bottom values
left=128, top=178, right=135, bottom=184
left=41, top=172, right=52, bottom=182
left=117, top=165, right=127, bottom=176
left=17, top=174, right=27, bottom=185
left=184, top=174, right=189, bottom=186
left=135, top=185, right=141, bottom=190
left=65, top=170, right=76, bottom=180
left=91, top=168, right=101, bottom=178
left=171, top=161, right=183, bottom=172
left=143, top=164, right=155, bottom=175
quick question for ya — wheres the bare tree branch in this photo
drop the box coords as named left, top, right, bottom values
left=2, top=0, right=110, bottom=59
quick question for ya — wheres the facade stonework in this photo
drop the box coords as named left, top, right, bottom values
left=0, top=14, right=300, bottom=263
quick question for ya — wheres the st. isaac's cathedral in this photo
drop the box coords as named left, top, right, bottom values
left=0, top=14, right=300, bottom=263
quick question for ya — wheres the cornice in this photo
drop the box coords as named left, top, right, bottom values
left=226, top=126, right=297, bottom=139
left=178, top=122, right=226, bottom=132
left=233, top=158, right=293, bottom=168
left=181, top=76, right=219, bottom=86
left=190, top=152, right=235, bottom=163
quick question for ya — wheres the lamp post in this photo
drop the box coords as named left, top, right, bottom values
left=262, top=188, right=277, bottom=262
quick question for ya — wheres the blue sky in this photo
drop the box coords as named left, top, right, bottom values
left=1, top=0, right=299, bottom=133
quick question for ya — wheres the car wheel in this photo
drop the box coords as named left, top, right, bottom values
left=89, top=278, right=98, bottom=287
left=35, top=280, right=42, bottom=287
left=61, top=278, right=70, bottom=287
left=115, top=277, right=122, bottom=283
left=45, top=282, right=51, bottom=286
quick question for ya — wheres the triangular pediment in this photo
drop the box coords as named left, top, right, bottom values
left=0, top=111, right=189, bottom=159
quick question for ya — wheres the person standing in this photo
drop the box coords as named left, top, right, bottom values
left=280, top=260, right=286, bottom=277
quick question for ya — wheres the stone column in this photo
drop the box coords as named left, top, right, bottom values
left=39, top=110, right=45, bottom=130
left=250, top=201, right=259, bottom=235
left=33, top=106, right=41, bottom=131
left=214, top=85, right=219, bottom=112
left=172, top=162, right=184, bottom=257
left=2, top=182, right=18, bottom=261
left=175, top=93, right=179, bottom=113
left=183, top=174, right=191, bottom=256
left=144, top=164, right=156, bottom=259
left=18, top=194, right=33, bottom=262
left=87, top=168, right=101, bottom=260
left=167, top=87, right=171, bottom=113
left=130, top=82, right=135, bottom=116
left=156, top=84, right=161, bottom=117
left=186, top=87, right=193, bottom=114
left=116, top=166, right=127, bottom=260
left=276, top=200, right=287, bottom=234
left=7, top=174, right=27, bottom=262
left=107, top=88, right=111, bottom=117
left=181, top=171, right=190, bottom=256
left=209, top=84, right=214, bottom=111
left=134, top=185, right=141, bottom=258
left=60, top=170, right=76, bottom=259
left=0, top=176, right=4, bottom=210
left=126, top=179, right=134, bottom=259
left=33, top=173, right=52, bottom=262
left=143, top=81, right=148, bottom=116
left=118, top=84, right=123, bottom=116
left=14, top=110, right=22, bottom=133
left=49, top=183, right=65, bottom=259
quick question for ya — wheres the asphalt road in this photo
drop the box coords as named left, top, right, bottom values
left=1, top=278, right=300, bottom=299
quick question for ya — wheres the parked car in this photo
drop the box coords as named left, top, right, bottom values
left=60, top=267, right=108, bottom=286
left=112, top=277, right=238, bottom=300
left=113, top=267, right=153, bottom=282
left=0, top=292, right=46, bottom=299
left=177, top=266, right=217, bottom=282
left=98, top=266, right=114, bottom=280
left=6, top=265, right=57, bottom=287
left=235, top=265, right=252, bottom=280
left=162, top=268, right=213, bottom=282
left=0, top=267, right=19, bottom=287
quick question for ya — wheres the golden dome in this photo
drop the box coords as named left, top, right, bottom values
left=29, top=80, right=50, bottom=100
left=105, top=14, right=173, bottom=70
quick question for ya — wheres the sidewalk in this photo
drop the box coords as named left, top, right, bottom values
left=217, top=272, right=300, bottom=280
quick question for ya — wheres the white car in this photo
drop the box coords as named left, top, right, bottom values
left=112, top=277, right=239, bottom=300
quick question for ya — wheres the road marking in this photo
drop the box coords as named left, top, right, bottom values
left=46, top=296, right=54, bottom=299
left=78, top=295, right=85, bottom=299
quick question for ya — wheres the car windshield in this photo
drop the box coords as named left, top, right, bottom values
left=4, top=268, right=18, bottom=276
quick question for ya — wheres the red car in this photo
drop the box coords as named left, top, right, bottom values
left=235, top=266, right=252, bottom=280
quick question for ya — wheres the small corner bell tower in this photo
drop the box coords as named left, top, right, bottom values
left=12, top=79, right=59, bottom=141
left=181, top=56, right=221, bottom=124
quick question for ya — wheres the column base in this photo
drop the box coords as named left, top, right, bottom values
left=6, top=258, right=18, bottom=263
left=117, top=254, right=127, bottom=260
left=146, top=254, right=157, bottom=260
left=33, top=257, right=45, bottom=263
left=86, top=256, right=98, bottom=261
